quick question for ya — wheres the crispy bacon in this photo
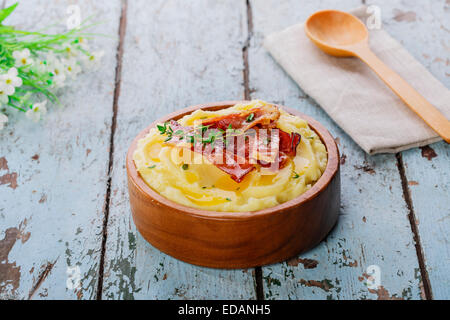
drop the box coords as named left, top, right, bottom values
left=279, top=130, right=302, bottom=157
left=163, top=105, right=301, bottom=183
left=165, top=121, right=255, bottom=182
left=200, top=104, right=280, bottom=131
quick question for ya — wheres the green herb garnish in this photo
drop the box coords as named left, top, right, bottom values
left=157, top=122, right=168, bottom=134
left=226, top=198, right=231, bottom=201
left=246, top=113, right=255, bottom=122
left=148, top=165, right=156, bottom=169
left=182, top=164, right=189, bottom=170
left=292, top=172, right=300, bottom=179
left=174, top=130, right=184, bottom=136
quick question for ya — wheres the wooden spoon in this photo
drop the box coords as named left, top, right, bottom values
left=305, top=10, right=450, bottom=143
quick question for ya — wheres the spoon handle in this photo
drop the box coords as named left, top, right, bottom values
left=354, top=45, right=450, bottom=143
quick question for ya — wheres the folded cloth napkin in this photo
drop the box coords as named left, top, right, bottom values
left=264, top=6, right=450, bottom=154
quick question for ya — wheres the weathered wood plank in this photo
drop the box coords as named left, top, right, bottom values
left=0, top=0, right=121, bottom=299
left=367, top=0, right=450, bottom=299
left=250, top=0, right=423, bottom=299
left=101, top=0, right=256, bottom=299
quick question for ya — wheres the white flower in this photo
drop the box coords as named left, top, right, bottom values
left=61, top=44, right=78, bottom=57
left=76, top=37, right=90, bottom=51
left=0, top=113, right=8, bottom=130
left=26, top=101, right=47, bottom=122
left=0, top=82, right=14, bottom=105
left=83, top=50, right=104, bottom=70
left=63, top=57, right=81, bottom=79
left=0, top=68, right=22, bottom=92
left=34, top=59, right=49, bottom=74
left=13, top=48, right=33, bottom=67
left=46, top=55, right=66, bottom=88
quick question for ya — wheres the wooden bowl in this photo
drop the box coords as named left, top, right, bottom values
left=127, top=101, right=340, bottom=269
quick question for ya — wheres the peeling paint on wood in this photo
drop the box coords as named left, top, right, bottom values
left=392, top=9, right=417, bottom=23
left=420, top=146, right=437, bottom=161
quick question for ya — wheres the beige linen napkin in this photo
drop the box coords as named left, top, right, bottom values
left=264, top=6, right=450, bottom=154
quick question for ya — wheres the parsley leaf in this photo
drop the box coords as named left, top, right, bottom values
left=157, top=123, right=167, bottom=134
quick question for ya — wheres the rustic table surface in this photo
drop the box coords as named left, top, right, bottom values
left=0, top=0, right=448, bottom=300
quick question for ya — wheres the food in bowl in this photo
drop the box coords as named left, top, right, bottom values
left=133, top=100, right=328, bottom=212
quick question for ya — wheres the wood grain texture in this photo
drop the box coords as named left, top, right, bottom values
left=250, top=0, right=423, bottom=299
left=101, top=0, right=257, bottom=299
left=0, top=0, right=121, bottom=299
left=367, top=0, right=450, bottom=299
left=1, top=0, right=447, bottom=300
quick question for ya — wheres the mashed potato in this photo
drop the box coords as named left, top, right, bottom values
left=133, top=100, right=327, bottom=212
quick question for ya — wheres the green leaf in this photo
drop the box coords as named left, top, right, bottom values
left=182, top=164, right=189, bottom=170
left=157, top=123, right=166, bottom=134
left=246, top=113, right=255, bottom=122
left=0, top=2, right=18, bottom=25
left=174, top=130, right=184, bottom=136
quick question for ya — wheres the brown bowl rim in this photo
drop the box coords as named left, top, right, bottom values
left=126, top=101, right=339, bottom=220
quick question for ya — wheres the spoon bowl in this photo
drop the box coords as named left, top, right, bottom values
left=305, top=10, right=368, bottom=56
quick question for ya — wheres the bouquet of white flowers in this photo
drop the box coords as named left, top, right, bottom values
left=0, top=2, right=104, bottom=130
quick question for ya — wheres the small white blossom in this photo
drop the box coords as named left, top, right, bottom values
left=0, top=113, right=8, bottom=130
left=83, top=50, right=104, bottom=70
left=0, top=82, right=14, bottom=105
left=13, top=48, right=33, bottom=67
left=63, top=58, right=81, bottom=79
left=47, top=55, right=67, bottom=88
left=76, top=37, right=90, bottom=51
left=61, top=44, right=78, bottom=57
left=34, top=59, right=49, bottom=74
left=1, top=68, right=23, bottom=92
left=26, top=101, right=47, bottom=122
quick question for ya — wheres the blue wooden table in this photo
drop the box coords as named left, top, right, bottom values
left=0, top=0, right=448, bottom=300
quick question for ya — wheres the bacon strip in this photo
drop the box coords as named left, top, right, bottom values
left=279, top=130, right=302, bottom=157
left=200, top=104, right=280, bottom=131
left=163, top=105, right=301, bottom=183
left=165, top=121, right=254, bottom=182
